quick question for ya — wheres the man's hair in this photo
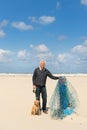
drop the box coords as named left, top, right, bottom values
left=40, top=60, right=46, bottom=64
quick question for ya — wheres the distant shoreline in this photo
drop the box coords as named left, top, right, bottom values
left=0, top=73, right=87, bottom=77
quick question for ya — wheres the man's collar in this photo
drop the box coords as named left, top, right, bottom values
left=39, top=66, right=45, bottom=71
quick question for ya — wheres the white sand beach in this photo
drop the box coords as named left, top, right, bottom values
left=0, top=74, right=87, bottom=130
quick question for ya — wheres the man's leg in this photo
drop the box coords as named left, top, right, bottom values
left=41, top=87, right=47, bottom=111
left=35, top=87, right=41, bottom=110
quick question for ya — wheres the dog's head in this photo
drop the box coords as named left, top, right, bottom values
left=34, top=100, right=40, bottom=107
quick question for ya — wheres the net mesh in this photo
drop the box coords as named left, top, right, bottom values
left=49, top=76, right=79, bottom=119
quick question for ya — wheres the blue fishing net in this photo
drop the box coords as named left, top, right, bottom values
left=49, top=76, right=79, bottom=119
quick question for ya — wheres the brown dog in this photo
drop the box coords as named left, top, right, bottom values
left=31, top=100, right=41, bottom=115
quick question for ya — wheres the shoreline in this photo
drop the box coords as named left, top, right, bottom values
left=0, top=73, right=87, bottom=77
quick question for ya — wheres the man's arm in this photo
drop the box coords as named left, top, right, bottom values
left=47, top=70, right=59, bottom=79
left=32, top=68, right=37, bottom=85
left=32, top=69, right=37, bottom=90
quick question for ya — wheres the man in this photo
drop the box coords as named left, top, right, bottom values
left=32, top=60, right=59, bottom=114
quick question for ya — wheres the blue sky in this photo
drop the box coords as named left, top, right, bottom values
left=0, top=0, right=87, bottom=73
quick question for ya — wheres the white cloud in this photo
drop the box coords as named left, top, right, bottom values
left=57, top=53, right=72, bottom=64
left=31, top=44, right=53, bottom=60
left=39, top=16, right=56, bottom=24
left=17, top=49, right=33, bottom=63
left=0, top=49, right=12, bottom=62
left=57, top=54, right=66, bottom=63
left=0, top=30, right=6, bottom=38
left=0, top=20, right=8, bottom=28
left=71, top=40, right=87, bottom=66
left=17, top=44, right=53, bottom=61
left=72, top=40, right=87, bottom=54
left=72, top=45, right=86, bottom=53
left=36, top=52, right=53, bottom=59
left=0, top=20, right=8, bottom=38
left=14, top=40, right=87, bottom=73
left=56, top=39, right=87, bottom=72
left=81, top=0, right=87, bottom=5
left=11, top=21, right=33, bottom=30
left=56, top=51, right=85, bottom=73
left=35, top=44, right=49, bottom=53
left=17, top=50, right=27, bottom=58
left=57, top=40, right=87, bottom=65
left=29, top=16, right=56, bottom=25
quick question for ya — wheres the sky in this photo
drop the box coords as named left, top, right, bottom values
left=0, top=0, right=87, bottom=73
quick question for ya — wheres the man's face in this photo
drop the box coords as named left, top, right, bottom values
left=40, top=61, right=45, bottom=69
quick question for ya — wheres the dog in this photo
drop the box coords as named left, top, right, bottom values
left=31, top=100, right=41, bottom=115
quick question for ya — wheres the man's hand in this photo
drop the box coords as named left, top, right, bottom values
left=33, top=85, right=36, bottom=93
left=33, top=85, right=36, bottom=90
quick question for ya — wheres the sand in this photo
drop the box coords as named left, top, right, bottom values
left=0, top=74, right=87, bottom=130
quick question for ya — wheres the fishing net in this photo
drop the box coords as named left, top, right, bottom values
left=49, top=76, right=79, bottom=119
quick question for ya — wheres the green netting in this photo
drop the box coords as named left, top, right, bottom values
left=49, top=76, right=79, bottom=119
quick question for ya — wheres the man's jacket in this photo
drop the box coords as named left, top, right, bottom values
left=32, top=67, right=59, bottom=86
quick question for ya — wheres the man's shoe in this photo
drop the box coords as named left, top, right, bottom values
left=43, top=110, right=48, bottom=114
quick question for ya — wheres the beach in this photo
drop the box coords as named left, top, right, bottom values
left=0, top=74, right=87, bottom=130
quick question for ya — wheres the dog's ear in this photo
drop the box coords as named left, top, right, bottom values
left=36, top=100, right=40, bottom=106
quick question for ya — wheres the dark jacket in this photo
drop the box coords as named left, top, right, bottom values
left=32, top=67, right=59, bottom=86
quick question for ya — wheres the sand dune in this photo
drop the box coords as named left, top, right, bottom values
left=0, top=74, right=87, bottom=130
